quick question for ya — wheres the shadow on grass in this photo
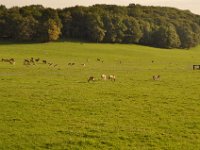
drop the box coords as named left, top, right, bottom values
left=76, top=81, right=88, bottom=84
left=0, top=39, right=186, bottom=50
left=0, top=39, right=91, bottom=46
left=0, top=41, right=42, bottom=45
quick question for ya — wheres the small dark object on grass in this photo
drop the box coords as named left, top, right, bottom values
left=153, top=75, right=160, bottom=80
left=88, top=76, right=95, bottom=82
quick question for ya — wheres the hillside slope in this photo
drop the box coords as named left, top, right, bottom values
left=0, top=42, right=200, bottom=149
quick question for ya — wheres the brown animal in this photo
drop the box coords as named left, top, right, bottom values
left=97, top=58, right=101, bottom=61
left=68, top=62, right=75, bottom=66
left=2, top=58, right=8, bottom=62
left=81, top=63, right=86, bottom=67
left=24, top=59, right=30, bottom=65
left=42, top=60, right=47, bottom=64
left=54, top=64, right=58, bottom=67
left=30, top=57, right=35, bottom=65
left=1, top=58, right=15, bottom=65
left=35, top=58, right=40, bottom=62
left=108, top=75, right=116, bottom=81
left=9, top=58, right=15, bottom=64
left=2, top=58, right=11, bottom=62
left=88, top=76, right=95, bottom=82
left=9, top=60, right=15, bottom=65
left=153, top=75, right=160, bottom=80
left=10, top=58, right=14, bottom=62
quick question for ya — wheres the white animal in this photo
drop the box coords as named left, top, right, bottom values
left=108, top=75, right=116, bottom=81
left=101, top=74, right=107, bottom=80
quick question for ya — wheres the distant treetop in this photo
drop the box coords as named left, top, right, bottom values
left=0, top=4, right=200, bottom=49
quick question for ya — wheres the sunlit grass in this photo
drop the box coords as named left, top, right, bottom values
left=0, top=42, right=200, bottom=149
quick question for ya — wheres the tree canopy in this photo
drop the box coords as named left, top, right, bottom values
left=0, top=4, right=200, bottom=49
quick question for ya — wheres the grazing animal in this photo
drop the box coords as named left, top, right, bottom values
left=9, top=60, right=15, bottom=65
left=54, top=64, right=58, bottom=67
left=2, top=58, right=8, bottom=62
left=30, top=57, right=35, bottom=65
left=1, top=58, right=15, bottom=65
left=108, top=75, right=116, bottom=81
left=153, top=75, right=160, bottom=81
left=35, top=58, right=40, bottom=62
left=48, top=63, right=53, bottom=66
left=42, top=60, right=47, bottom=64
left=81, top=63, right=86, bottom=67
left=97, top=58, right=101, bottom=61
left=10, top=58, right=14, bottom=62
left=88, top=76, right=95, bottom=82
left=2, top=58, right=11, bottom=62
left=9, top=58, right=15, bottom=64
left=101, top=74, right=107, bottom=80
left=193, top=65, right=200, bottom=70
left=24, top=59, right=30, bottom=65
left=68, top=62, right=75, bottom=66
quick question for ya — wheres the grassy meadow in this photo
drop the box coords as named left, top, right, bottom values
left=0, top=42, right=200, bottom=149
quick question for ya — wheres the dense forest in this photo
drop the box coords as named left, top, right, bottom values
left=0, top=4, right=200, bottom=49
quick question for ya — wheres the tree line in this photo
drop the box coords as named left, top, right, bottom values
left=0, top=4, right=200, bottom=49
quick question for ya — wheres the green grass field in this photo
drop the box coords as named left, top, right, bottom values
left=0, top=42, right=200, bottom=149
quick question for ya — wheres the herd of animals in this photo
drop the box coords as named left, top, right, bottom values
left=1, top=57, right=161, bottom=82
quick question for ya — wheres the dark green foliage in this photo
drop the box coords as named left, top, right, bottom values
left=0, top=5, right=8, bottom=39
left=123, top=17, right=142, bottom=43
left=5, top=7, right=22, bottom=39
left=85, top=13, right=105, bottom=42
left=177, top=26, right=197, bottom=49
left=103, top=15, right=117, bottom=43
left=17, top=16, right=38, bottom=41
left=128, top=4, right=144, bottom=17
left=152, top=25, right=181, bottom=48
left=59, top=10, right=72, bottom=38
left=103, top=16, right=127, bottom=43
left=37, top=8, right=62, bottom=42
left=139, top=21, right=154, bottom=45
left=1, top=4, right=200, bottom=49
